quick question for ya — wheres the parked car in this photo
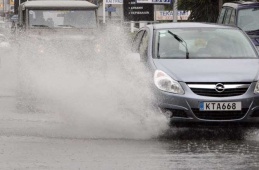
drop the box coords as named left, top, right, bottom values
left=131, top=22, right=259, bottom=127
left=217, top=1, right=259, bottom=50
left=10, top=15, right=18, bottom=23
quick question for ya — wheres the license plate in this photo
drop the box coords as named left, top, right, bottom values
left=199, top=102, right=242, bottom=111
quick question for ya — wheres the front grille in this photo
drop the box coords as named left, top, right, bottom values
left=188, top=83, right=250, bottom=97
left=192, top=108, right=248, bottom=120
left=191, top=88, right=248, bottom=97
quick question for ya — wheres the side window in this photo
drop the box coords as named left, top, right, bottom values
left=218, top=8, right=226, bottom=24
left=132, top=30, right=145, bottom=52
left=139, top=31, right=149, bottom=61
left=229, top=9, right=236, bottom=25
left=224, top=8, right=233, bottom=24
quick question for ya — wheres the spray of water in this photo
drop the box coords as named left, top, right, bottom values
left=15, top=25, right=169, bottom=139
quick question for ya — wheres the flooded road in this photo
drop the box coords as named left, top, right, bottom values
left=0, top=97, right=259, bottom=170
left=1, top=136, right=259, bottom=170
left=0, top=28, right=259, bottom=170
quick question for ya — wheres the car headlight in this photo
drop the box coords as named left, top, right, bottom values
left=254, top=81, right=259, bottom=94
left=154, top=70, right=184, bottom=94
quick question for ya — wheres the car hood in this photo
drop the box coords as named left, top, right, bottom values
left=153, top=59, right=259, bottom=82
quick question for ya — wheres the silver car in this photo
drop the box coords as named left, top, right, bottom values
left=132, top=23, right=259, bottom=127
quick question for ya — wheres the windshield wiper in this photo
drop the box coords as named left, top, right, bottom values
left=247, top=29, right=259, bottom=35
left=168, top=30, right=189, bottom=59
left=32, top=25, right=51, bottom=28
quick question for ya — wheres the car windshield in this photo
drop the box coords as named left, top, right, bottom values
left=238, top=8, right=259, bottom=32
left=155, top=28, right=258, bottom=59
left=29, top=10, right=97, bottom=29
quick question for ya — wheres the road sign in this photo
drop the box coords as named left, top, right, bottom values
left=124, top=0, right=154, bottom=21
left=105, top=7, right=116, bottom=12
left=155, top=11, right=190, bottom=20
left=136, top=0, right=173, bottom=4
left=105, top=0, right=123, bottom=4
left=103, top=0, right=123, bottom=23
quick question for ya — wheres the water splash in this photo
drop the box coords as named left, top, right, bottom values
left=15, top=25, right=169, bottom=139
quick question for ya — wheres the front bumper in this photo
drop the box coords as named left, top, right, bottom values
left=156, top=81, right=259, bottom=125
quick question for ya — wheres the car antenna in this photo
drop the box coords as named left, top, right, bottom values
left=168, top=30, right=189, bottom=59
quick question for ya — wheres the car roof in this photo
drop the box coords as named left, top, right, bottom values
left=223, top=1, right=259, bottom=9
left=150, top=22, right=237, bottom=30
left=21, top=0, right=98, bottom=9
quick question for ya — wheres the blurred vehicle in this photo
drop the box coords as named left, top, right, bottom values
left=131, top=22, right=259, bottom=127
left=10, top=15, right=18, bottom=23
left=15, top=0, right=100, bottom=56
left=217, top=1, right=259, bottom=50
left=17, top=0, right=98, bottom=32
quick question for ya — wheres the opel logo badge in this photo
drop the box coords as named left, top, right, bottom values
left=215, top=83, right=225, bottom=93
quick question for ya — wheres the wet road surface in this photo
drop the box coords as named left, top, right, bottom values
left=1, top=35, right=259, bottom=170
left=0, top=97, right=259, bottom=170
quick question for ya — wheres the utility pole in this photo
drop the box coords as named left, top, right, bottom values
left=219, top=0, right=223, bottom=12
left=173, top=0, right=178, bottom=23
left=3, top=0, right=4, bottom=20
left=108, top=4, right=111, bottom=21
left=103, top=0, right=106, bottom=24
